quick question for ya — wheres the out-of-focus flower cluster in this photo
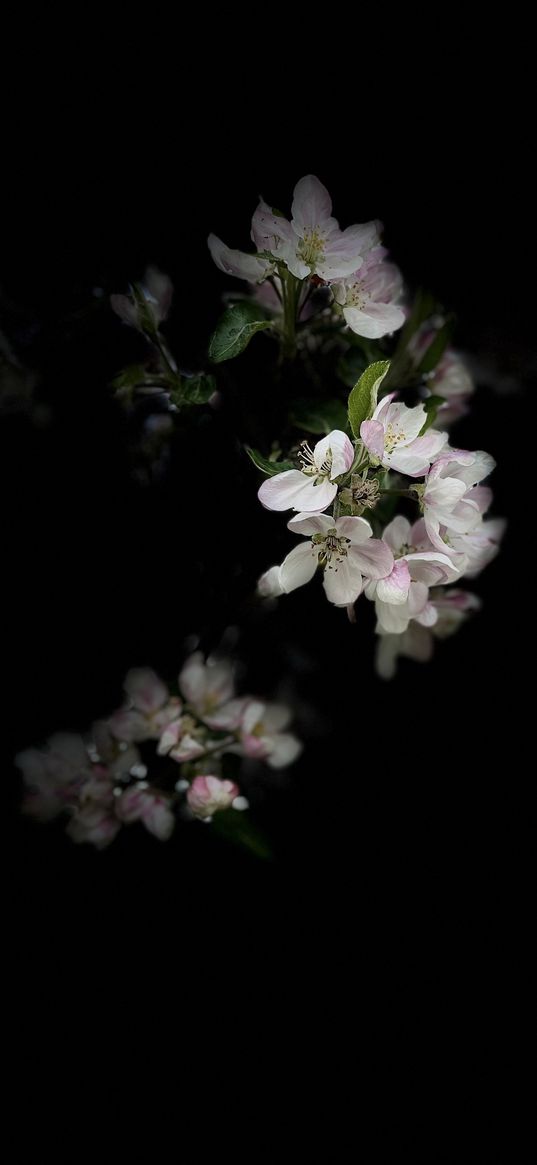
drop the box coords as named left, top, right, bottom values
left=15, top=654, right=302, bottom=848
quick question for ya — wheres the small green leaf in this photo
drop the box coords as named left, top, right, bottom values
left=208, top=303, right=272, bottom=363
left=210, top=810, right=273, bottom=861
left=181, top=373, right=216, bottom=404
left=419, top=395, right=445, bottom=434
left=347, top=360, right=390, bottom=438
left=245, top=446, right=295, bottom=476
left=416, top=317, right=454, bottom=374
left=290, top=398, right=348, bottom=435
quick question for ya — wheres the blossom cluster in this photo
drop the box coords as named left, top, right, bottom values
left=15, top=653, right=302, bottom=848
left=209, top=174, right=405, bottom=340
left=256, top=397, right=503, bottom=674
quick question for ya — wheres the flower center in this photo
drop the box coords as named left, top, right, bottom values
left=311, top=528, right=351, bottom=571
left=384, top=422, right=407, bottom=454
left=298, top=440, right=333, bottom=484
left=297, top=227, right=326, bottom=269
left=345, top=279, right=367, bottom=309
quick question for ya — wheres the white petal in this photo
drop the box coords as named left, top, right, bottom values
left=344, top=302, right=405, bottom=339
left=322, top=552, right=363, bottom=606
left=382, top=515, right=411, bottom=553
left=351, top=538, right=394, bottom=579
left=288, top=512, right=335, bottom=537
left=267, top=733, right=302, bottom=768
left=259, top=470, right=336, bottom=513
left=207, top=234, right=269, bottom=283
left=314, top=430, right=354, bottom=479
left=279, top=543, right=318, bottom=593
left=334, top=515, right=373, bottom=544
left=291, top=174, right=332, bottom=228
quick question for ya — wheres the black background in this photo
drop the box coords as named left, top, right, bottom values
left=3, top=48, right=533, bottom=1147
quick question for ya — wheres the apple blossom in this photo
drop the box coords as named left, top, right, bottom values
left=258, top=430, right=354, bottom=513
left=360, top=393, right=447, bottom=476
left=115, top=786, right=175, bottom=841
left=375, top=588, right=482, bottom=678
left=178, top=651, right=235, bottom=719
left=109, top=668, right=181, bottom=743
left=422, top=449, right=496, bottom=553
left=251, top=175, right=379, bottom=282
left=364, top=514, right=460, bottom=633
left=267, top=512, right=393, bottom=607
left=207, top=699, right=302, bottom=769
left=16, top=732, right=91, bottom=822
left=331, top=247, right=405, bottom=339
left=207, top=234, right=273, bottom=284
left=187, top=775, right=239, bottom=820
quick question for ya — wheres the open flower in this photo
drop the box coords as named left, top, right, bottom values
left=364, top=514, right=460, bottom=634
left=109, top=668, right=181, bottom=743
left=187, top=775, right=239, bottom=820
left=16, top=732, right=92, bottom=822
left=423, top=449, right=496, bottom=552
left=374, top=588, right=481, bottom=678
left=360, top=393, right=447, bottom=476
left=258, top=430, right=354, bottom=513
left=332, top=247, right=405, bottom=338
left=178, top=652, right=235, bottom=719
left=207, top=699, right=302, bottom=769
left=115, top=786, right=175, bottom=841
left=251, top=175, right=379, bottom=282
left=264, top=512, right=393, bottom=607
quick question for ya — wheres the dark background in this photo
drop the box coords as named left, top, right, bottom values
left=2, top=67, right=533, bottom=1138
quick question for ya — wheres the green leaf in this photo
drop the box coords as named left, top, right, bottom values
left=415, top=317, right=454, bottom=374
left=208, top=303, right=272, bottom=363
left=210, top=810, right=273, bottom=861
left=290, top=398, right=348, bottom=435
left=245, top=446, right=295, bottom=476
left=347, top=360, right=390, bottom=438
left=181, top=373, right=216, bottom=404
left=419, top=395, right=445, bottom=434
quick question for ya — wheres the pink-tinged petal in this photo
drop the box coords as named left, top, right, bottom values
left=266, top=733, right=302, bottom=769
left=208, top=234, right=269, bottom=283
left=388, top=430, right=448, bottom=478
left=376, top=559, right=411, bottom=604
left=364, top=578, right=378, bottom=600
left=465, top=485, right=493, bottom=513
left=251, top=200, right=294, bottom=254
left=169, top=734, right=205, bottom=763
left=352, top=538, right=394, bottom=580
left=187, top=775, right=238, bottom=819
left=314, top=430, right=354, bottom=478
left=407, top=551, right=460, bottom=586
left=291, top=174, right=332, bottom=227
left=334, top=515, right=373, bottom=544
left=124, top=667, right=168, bottom=714
left=425, top=476, right=467, bottom=509
left=407, top=580, right=429, bottom=617
left=372, top=391, right=397, bottom=422
left=288, top=512, right=335, bottom=537
left=384, top=400, right=427, bottom=445
left=343, top=302, right=405, bottom=339
left=258, top=470, right=336, bottom=513
left=382, top=515, right=411, bottom=553
left=279, top=543, right=318, bottom=593
left=142, top=797, right=175, bottom=841
left=157, top=718, right=184, bottom=756
left=360, top=419, right=385, bottom=460
left=317, top=251, right=366, bottom=281
left=451, top=450, right=496, bottom=486
left=257, top=565, right=284, bottom=597
left=322, top=551, right=364, bottom=606
left=339, top=221, right=379, bottom=253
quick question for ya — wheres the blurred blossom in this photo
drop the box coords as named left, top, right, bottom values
left=187, top=775, right=239, bottom=820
